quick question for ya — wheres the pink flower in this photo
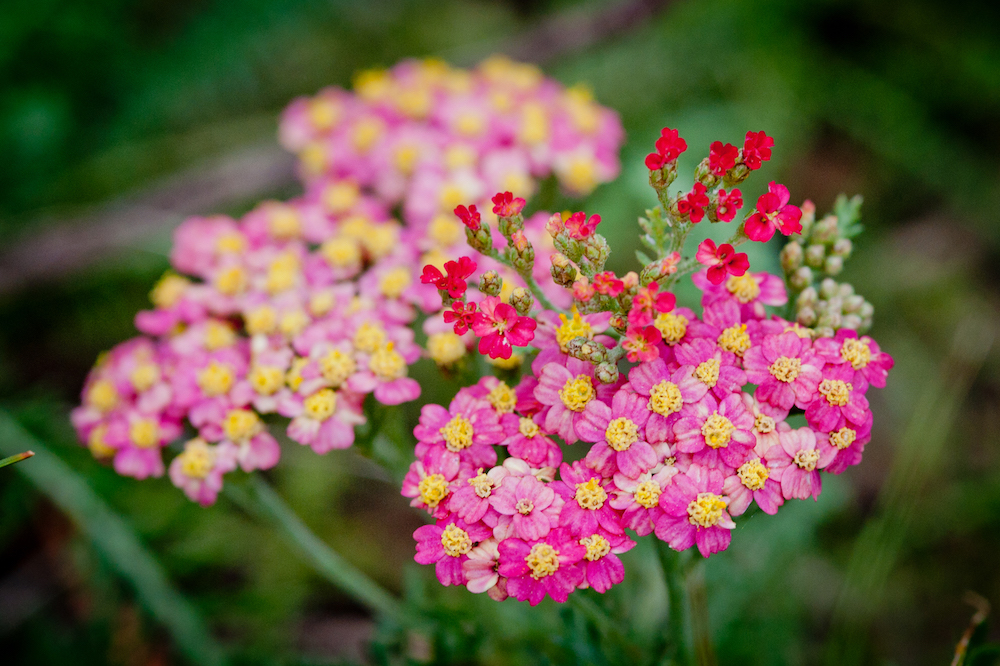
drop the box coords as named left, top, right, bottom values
left=592, top=271, right=624, bottom=297
left=498, top=528, right=585, bottom=605
left=708, top=141, right=738, bottom=176
left=673, top=392, right=755, bottom=470
left=450, top=465, right=507, bottom=525
left=463, top=538, right=506, bottom=599
left=622, top=325, right=661, bottom=362
left=645, top=127, right=687, bottom=170
left=413, top=388, right=505, bottom=470
left=654, top=465, right=734, bottom=558
left=742, top=131, right=774, bottom=170
left=743, top=331, right=824, bottom=411
left=168, top=438, right=238, bottom=506
left=695, top=239, right=750, bottom=286
left=744, top=182, right=802, bottom=242
left=564, top=212, right=601, bottom=240
left=414, top=519, right=493, bottom=587
left=610, top=464, right=680, bottom=535
left=812, top=330, right=894, bottom=391
left=721, top=454, right=783, bottom=516
left=284, top=389, right=366, bottom=456
left=533, top=358, right=618, bottom=443
left=471, top=296, right=537, bottom=360
left=500, top=414, right=563, bottom=468
left=578, top=531, right=635, bottom=593
left=401, top=447, right=461, bottom=519
left=550, top=461, right=624, bottom=538
left=816, top=420, right=873, bottom=474
left=577, top=388, right=657, bottom=478
left=420, top=256, right=477, bottom=298
left=627, top=358, right=704, bottom=446
left=692, top=269, right=787, bottom=320
left=677, top=183, right=710, bottom=223
left=674, top=337, right=747, bottom=401
left=804, top=365, right=872, bottom=434
left=765, top=427, right=836, bottom=501
left=454, top=204, right=481, bottom=231
left=628, top=282, right=676, bottom=327
left=490, top=474, right=563, bottom=541
left=714, top=188, right=743, bottom=223
left=491, top=191, right=526, bottom=217
left=741, top=392, right=789, bottom=457
left=443, top=300, right=478, bottom=335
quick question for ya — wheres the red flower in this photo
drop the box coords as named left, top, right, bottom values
left=420, top=256, right=477, bottom=298
left=443, top=300, right=478, bottom=335
left=592, top=271, right=624, bottom=297
left=744, top=181, right=802, bottom=242
left=491, top=191, right=526, bottom=217
left=623, top=325, right=662, bottom=362
left=677, top=183, right=710, bottom=223
left=708, top=141, right=739, bottom=176
left=742, top=131, right=774, bottom=171
left=695, top=238, right=750, bottom=285
left=645, top=127, right=687, bottom=169
left=564, top=212, right=601, bottom=240
left=715, top=188, right=743, bottom=223
left=628, top=282, right=676, bottom=327
left=454, top=204, right=481, bottom=231
left=471, top=296, right=537, bottom=360
left=573, top=280, right=596, bottom=302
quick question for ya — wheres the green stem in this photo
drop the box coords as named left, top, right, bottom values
left=487, top=247, right=561, bottom=313
left=0, top=449, right=34, bottom=468
left=225, top=476, right=410, bottom=627
left=656, top=540, right=692, bottom=666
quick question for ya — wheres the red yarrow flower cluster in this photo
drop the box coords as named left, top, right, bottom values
left=714, top=188, right=743, bottom=223
left=472, top=296, right=538, bottom=360
left=564, top=212, right=601, bottom=240
left=744, top=182, right=803, bottom=242
left=628, top=281, right=676, bottom=327
left=677, top=183, right=710, bottom=223
left=708, top=141, right=739, bottom=176
left=492, top=191, right=526, bottom=218
left=695, top=239, right=749, bottom=285
left=645, top=127, right=687, bottom=170
left=742, top=131, right=774, bottom=171
left=455, top=204, right=482, bottom=231
left=421, top=257, right=477, bottom=298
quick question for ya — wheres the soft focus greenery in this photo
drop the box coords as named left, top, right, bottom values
left=2, top=0, right=999, bottom=664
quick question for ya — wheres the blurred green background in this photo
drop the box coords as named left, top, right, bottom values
left=2, top=0, right=999, bottom=664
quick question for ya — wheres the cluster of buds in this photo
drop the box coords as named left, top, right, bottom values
left=71, top=58, right=628, bottom=506
left=404, top=126, right=893, bottom=606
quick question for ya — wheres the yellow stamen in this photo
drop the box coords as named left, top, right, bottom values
left=694, top=358, right=721, bottom=388
left=440, top=523, right=473, bottom=557
left=580, top=534, right=611, bottom=562
left=486, top=381, right=517, bottom=414
left=725, top=274, right=760, bottom=303
left=605, top=417, right=639, bottom=452
left=574, top=478, right=608, bottom=510
left=440, top=415, right=474, bottom=452
left=701, top=412, right=735, bottom=449
left=649, top=380, right=683, bottom=417
left=687, top=492, right=727, bottom=528
left=559, top=375, right=595, bottom=412
left=717, top=324, right=751, bottom=356
left=737, top=460, right=769, bottom=490
left=526, top=543, right=560, bottom=579
left=769, top=356, right=802, bottom=383
left=304, top=389, right=337, bottom=422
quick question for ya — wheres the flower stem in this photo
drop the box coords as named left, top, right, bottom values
left=656, top=540, right=692, bottom=666
left=487, top=247, right=561, bottom=313
left=0, top=449, right=33, bottom=469
left=226, top=475, right=410, bottom=627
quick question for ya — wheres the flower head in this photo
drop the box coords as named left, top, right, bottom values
left=491, top=191, right=526, bottom=217
left=742, top=131, right=774, bottom=170
left=744, top=182, right=802, bottom=242
left=564, top=212, right=601, bottom=240
left=708, top=141, right=739, bottom=176
left=454, top=204, right=482, bottom=231
left=645, top=127, right=687, bottom=170
left=472, top=296, right=538, bottom=360
left=677, top=183, right=710, bottom=223
left=695, top=239, right=750, bottom=286
left=714, top=188, right=743, bottom=223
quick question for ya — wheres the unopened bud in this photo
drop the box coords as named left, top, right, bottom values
left=567, top=337, right=608, bottom=364
left=466, top=224, right=493, bottom=255
left=582, top=235, right=611, bottom=268
left=805, top=244, right=826, bottom=268
left=796, top=306, right=817, bottom=327
left=694, top=158, right=720, bottom=189
left=649, top=162, right=678, bottom=191
left=814, top=325, right=835, bottom=339
left=842, top=314, right=862, bottom=330
left=812, top=215, right=838, bottom=243
left=723, top=162, right=750, bottom=187
left=819, top=278, right=838, bottom=299
left=609, top=314, right=628, bottom=334
left=595, top=362, right=620, bottom=385
left=479, top=270, right=502, bottom=297
left=797, top=286, right=819, bottom=308
left=781, top=241, right=804, bottom=274
left=550, top=253, right=576, bottom=288
left=837, top=283, right=855, bottom=298
left=790, top=266, right=813, bottom=290
left=798, top=200, right=816, bottom=237
left=817, top=309, right=842, bottom=330
left=843, top=294, right=865, bottom=313
left=859, top=301, right=874, bottom=319
left=832, top=238, right=853, bottom=258
left=545, top=213, right=564, bottom=238
left=510, top=287, right=534, bottom=316
left=824, top=256, right=843, bottom=276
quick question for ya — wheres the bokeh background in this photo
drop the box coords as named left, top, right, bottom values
left=2, top=0, right=999, bottom=664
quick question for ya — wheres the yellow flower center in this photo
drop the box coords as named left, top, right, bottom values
left=649, top=380, right=683, bottom=417
left=794, top=449, right=821, bottom=471
left=307, top=97, right=340, bottom=130
left=769, top=356, right=802, bottom=383
left=468, top=469, right=494, bottom=498
left=444, top=144, right=476, bottom=170
left=694, top=358, right=721, bottom=388
left=129, top=419, right=160, bottom=449
left=519, top=102, right=549, bottom=144
left=819, top=379, right=852, bottom=406
left=559, top=375, right=595, bottom=412
left=555, top=308, right=593, bottom=352
left=841, top=338, right=871, bottom=370
left=634, top=480, right=662, bottom=508
left=654, top=312, right=688, bottom=345
left=438, top=183, right=465, bottom=212
left=418, top=473, right=449, bottom=508
left=830, top=427, right=857, bottom=450
left=204, top=321, right=236, bottom=350
left=304, top=389, right=337, bottom=421
left=486, top=381, right=517, bottom=414
left=717, top=324, right=751, bottom=356
left=426, top=332, right=466, bottom=366
left=88, top=425, right=115, bottom=458
left=687, top=492, right=727, bottom=528
left=580, top=534, right=611, bottom=562
left=87, top=379, right=118, bottom=412
left=249, top=366, right=284, bottom=395
left=245, top=306, right=278, bottom=335
left=214, top=266, right=247, bottom=296
left=440, top=415, right=474, bottom=452
left=323, top=181, right=360, bottom=214
left=379, top=267, right=412, bottom=299
left=737, top=460, right=769, bottom=490
left=178, top=439, right=216, bottom=479
left=605, top=417, right=639, bottom=452
left=518, top=417, right=539, bottom=438
left=268, top=205, right=301, bottom=239
left=309, top=291, right=337, bottom=317
left=215, top=231, right=246, bottom=254
left=440, top=524, right=473, bottom=557
left=223, top=409, right=261, bottom=442
left=286, top=357, right=308, bottom=391
left=363, top=223, right=400, bottom=259
left=701, top=412, right=735, bottom=449
left=725, top=274, right=761, bottom=303
left=279, top=310, right=310, bottom=338
left=321, top=237, right=362, bottom=268
left=320, top=349, right=356, bottom=386
left=428, top=214, right=464, bottom=247
left=526, top=543, right=560, bottom=579
left=562, top=155, right=597, bottom=195
left=393, top=143, right=419, bottom=173
left=353, top=322, right=386, bottom=354
left=266, top=254, right=300, bottom=295
left=516, top=498, right=535, bottom=515
left=574, top=478, right=608, bottom=510
left=150, top=273, right=189, bottom=309
left=754, top=414, right=776, bottom=434
left=198, top=362, right=234, bottom=397
left=369, top=342, right=407, bottom=381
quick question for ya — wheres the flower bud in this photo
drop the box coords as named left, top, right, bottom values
left=797, top=286, right=819, bottom=308
left=812, top=215, right=839, bottom=243
left=723, top=162, right=750, bottom=187
left=859, top=301, right=874, bottom=319
left=479, top=270, right=502, bottom=296
left=609, top=314, right=628, bottom=334
left=819, top=278, right=838, bottom=299
left=567, top=337, right=608, bottom=364
left=466, top=223, right=493, bottom=254
left=550, top=253, right=576, bottom=287
left=694, top=157, right=720, bottom=189
left=790, top=266, right=813, bottom=290
left=843, top=294, right=865, bottom=313
left=832, top=238, right=853, bottom=258
left=837, top=282, right=855, bottom=298
left=842, top=314, right=862, bottom=330
left=510, top=287, right=534, bottom=316
left=545, top=213, right=564, bottom=238
left=814, top=325, right=835, bottom=339
left=780, top=241, right=804, bottom=274
left=649, top=161, right=678, bottom=191
left=817, top=308, right=842, bottom=330
left=595, top=362, right=620, bottom=385
left=796, top=306, right=817, bottom=327
left=805, top=244, right=826, bottom=268
left=824, top=256, right=843, bottom=276
left=582, top=235, right=611, bottom=268
left=798, top=200, right=816, bottom=237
